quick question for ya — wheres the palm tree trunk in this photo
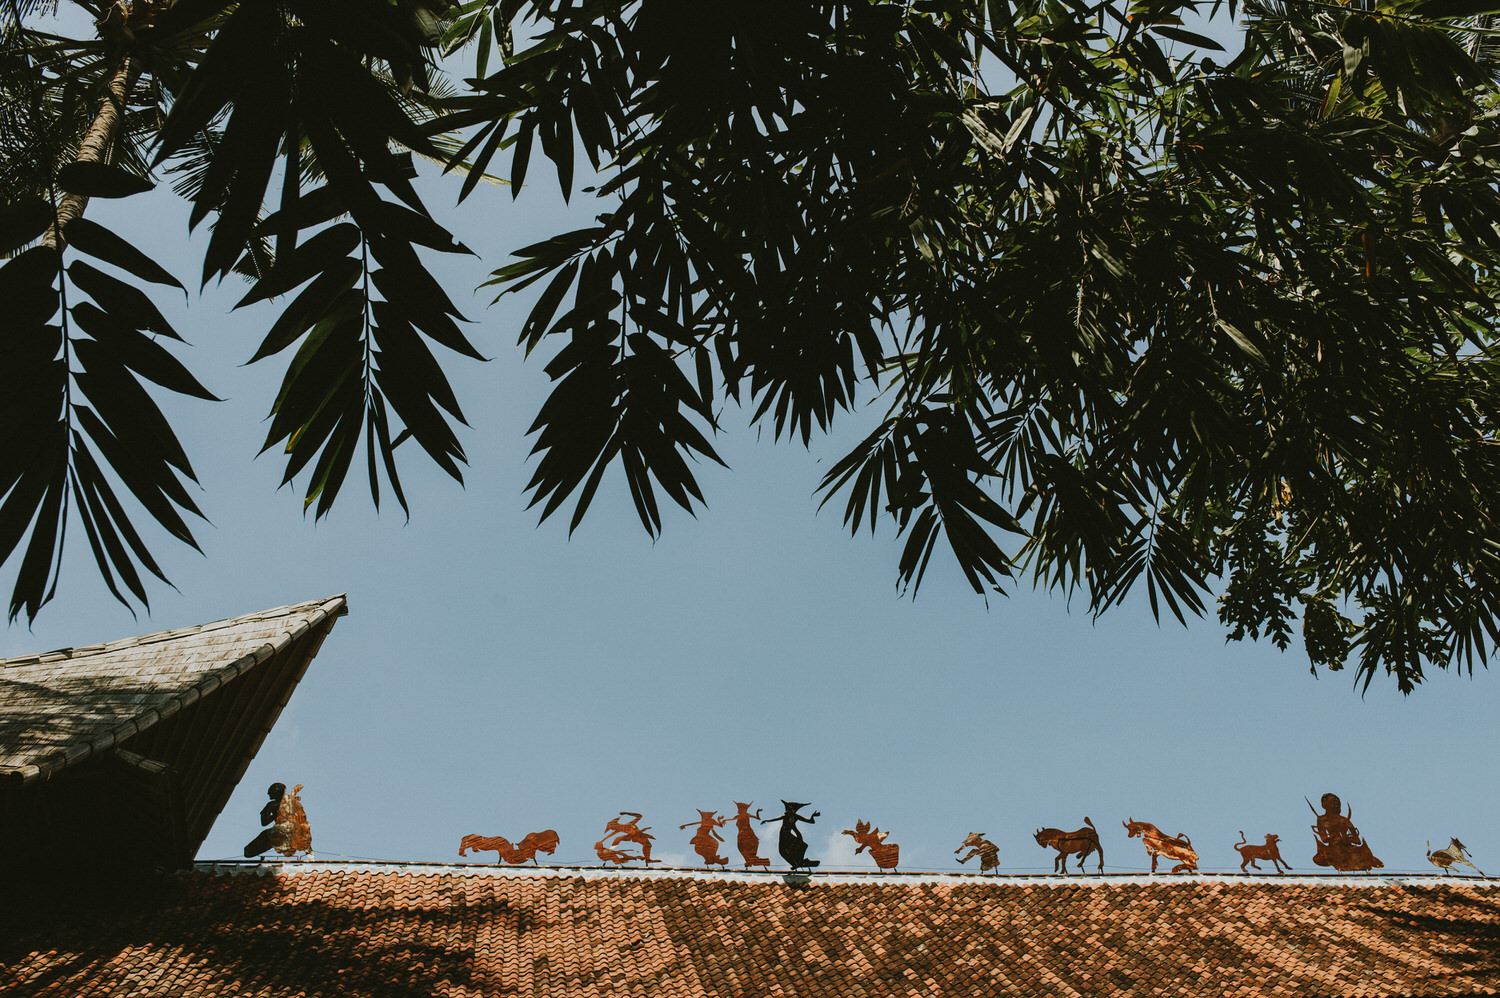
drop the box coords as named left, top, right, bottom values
left=41, top=53, right=138, bottom=250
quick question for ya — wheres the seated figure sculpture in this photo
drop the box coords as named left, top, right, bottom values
left=1310, top=792, right=1382, bottom=872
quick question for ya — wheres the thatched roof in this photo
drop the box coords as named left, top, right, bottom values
left=5, top=864, right=1499, bottom=997
left=0, top=596, right=347, bottom=868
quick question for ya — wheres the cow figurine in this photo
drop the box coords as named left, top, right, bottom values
left=1124, top=818, right=1199, bottom=874
left=955, top=832, right=1000, bottom=873
left=1034, top=817, right=1103, bottom=874
left=1428, top=838, right=1484, bottom=876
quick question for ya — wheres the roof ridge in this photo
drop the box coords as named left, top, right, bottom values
left=191, top=861, right=1500, bottom=889
left=0, top=595, right=348, bottom=786
left=0, top=594, right=347, bottom=668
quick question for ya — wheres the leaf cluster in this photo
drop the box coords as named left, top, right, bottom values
left=440, top=0, right=1500, bottom=691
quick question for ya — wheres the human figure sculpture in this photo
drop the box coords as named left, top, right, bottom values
left=1308, top=793, right=1382, bottom=871
left=955, top=832, right=1001, bottom=873
left=243, top=782, right=313, bottom=859
left=680, top=810, right=730, bottom=867
left=762, top=800, right=820, bottom=869
left=729, top=802, right=771, bottom=869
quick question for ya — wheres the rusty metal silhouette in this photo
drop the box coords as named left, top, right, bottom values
left=843, top=820, right=900, bottom=871
left=1234, top=831, right=1291, bottom=874
left=1034, top=817, right=1103, bottom=874
left=594, top=811, right=660, bottom=866
left=1308, top=793, right=1383, bottom=872
left=680, top=810, right=730, bottom=867
left=762, top=800, right=820, bottom=870
left=459, top=830, right=560, bottom=865
left=1428, top=838, right=1484, bottom=876
left=956, top=832, right=1000, bottom=873
left=729, top=802, right=771, bottom=869
left=1124, top=818, right=1198, bottom=873
left=243, top=782, right=313, bottom=859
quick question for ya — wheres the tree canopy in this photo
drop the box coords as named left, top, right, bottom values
left=5, top=0, right=1500, bottom=692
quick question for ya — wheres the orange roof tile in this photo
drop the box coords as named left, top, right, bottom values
left=5, top=866, right=1500, bottom=997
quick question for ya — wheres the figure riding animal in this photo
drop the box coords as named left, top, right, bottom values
left=1428, top=838, right=1484, bottom=876
left=1034, top=818, right=1103, bottom=874
left=459, top=830, right=560, bottom=865
left=955, top=832, right=1000, bottom=873
left=1233, top=831, right=1291, bottom=874
left=843, top=820, right=900, bottom=871
left=1124, top=819, right=1199, bottom=873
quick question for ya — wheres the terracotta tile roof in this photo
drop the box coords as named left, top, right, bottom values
left=4, top=866, right=1498, bottom=997
left=0, top=595, right=347, bottom=786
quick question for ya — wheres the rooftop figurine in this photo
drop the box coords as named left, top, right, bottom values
left=1034, top=817, right=1103, bottom=874
left=1125, top=819, right=1199, bottom=874
left=1428, top=838, right=1484, bottom=876
left=729, top=802, right=771, bottom=870
left=680, top=810, right=730, bottom=868
left=595, top=811, right=660, bottom=866
left=1234, top=832, right=1292, bottom=874
left=1308, top=793, right=1382, bottom=872
left=955, top=832, right=1000, bottom=873
left=762, top=800, right=820, bottom=870
left=843, top=820, right=900, bottom=871
left=243, top=782, right=313, bottom=859
left=459, top=830, right=560, bottom=865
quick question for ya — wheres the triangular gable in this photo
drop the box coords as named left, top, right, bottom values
left=0, top=596, right=346, bottom=869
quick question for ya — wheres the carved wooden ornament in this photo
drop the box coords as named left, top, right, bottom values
left=955, top=832, right=1000, bottom=873
left=1034, top=817, right=1103, bottom=874
left=729, top=802, right=771, bottom=869
left=1308, top=793, right=1383, bottom=872
left=1124, top=818, right=1198, bottom=873
left=843, top=820, right=900, bottom=871
left=680, top=810, right=729, bottom=867
left=460, top=830, right=560, bottom=865
left=1233, top=831, right=1292, bottom=874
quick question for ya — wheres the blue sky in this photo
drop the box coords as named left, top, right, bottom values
left=4, top=16, right=1499, bottom=876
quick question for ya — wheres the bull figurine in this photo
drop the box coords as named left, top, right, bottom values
left=1124, top=818, right=1199, bottom=874
left=1034, top=817, right=1103, bottom=874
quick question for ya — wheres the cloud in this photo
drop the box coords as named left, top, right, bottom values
left=818, top=827, right=860, bottom=870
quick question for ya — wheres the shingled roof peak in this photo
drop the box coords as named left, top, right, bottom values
left=1, top=595, right=348, bottom=870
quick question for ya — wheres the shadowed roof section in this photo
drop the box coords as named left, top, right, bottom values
left=0, top=595, right=347, bottom=869
left=4, top=865, right=1498, bottom=997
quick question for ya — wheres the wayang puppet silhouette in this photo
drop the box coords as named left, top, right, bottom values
left=762, top=800, right=820, bottom=869
left=680, top=810, right=730, bottom=867
left=729, top=802, right=771, bottom=869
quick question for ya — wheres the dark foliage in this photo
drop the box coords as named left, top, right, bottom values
left=7, top=0, right=1500, bottom=691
